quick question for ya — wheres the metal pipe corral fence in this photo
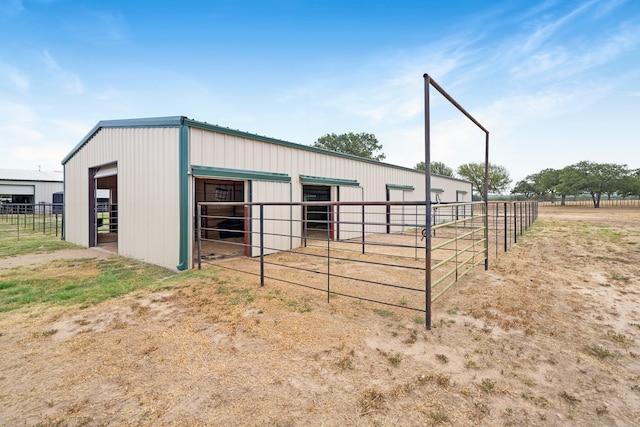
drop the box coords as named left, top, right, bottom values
left=196, top=200, right=537, bottom=330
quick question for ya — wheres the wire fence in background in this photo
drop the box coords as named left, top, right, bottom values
left=537, top=198, right=639, bottom=207
left=0, top=203, right=64, bottom=240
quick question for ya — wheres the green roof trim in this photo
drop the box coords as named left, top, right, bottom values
left=192, top=165, right=291, bottom=183
left=62, top=117, right=467, bottom=185
left=386, top=184, right=414, bottom=191
left=431, top=188, right=444, bottom=193
left=299, top=174, right=359, bottom=187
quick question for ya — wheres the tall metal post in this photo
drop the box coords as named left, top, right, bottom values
left=423, top=74, right=433, bottom=330
left=197, top=203, right=202, bottom=270
left=423, top=72, right=490, bottom=329
left=503, top=202, right=507, bottom=252
left=260, top=204, right=265, bottom=287
left=484, top=132, right=489, bottom=271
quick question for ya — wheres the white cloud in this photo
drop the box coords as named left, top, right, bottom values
left=49, top=118, right=91, bottom=136
left=0, top=63, right=30, bottom=93
left=41, top=49, right=85, bottom=95
left=1, top=122, right=43, bottom=142
left=521, top=0, right=599, bottom=52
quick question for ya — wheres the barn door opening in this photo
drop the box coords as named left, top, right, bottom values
left=90, top=163, right=118, bottom=251
left=194, top=178, right=246, bottom=262
left=303, top=185, right=333, bottom=240
left=386, top=187, right=406, bottom=234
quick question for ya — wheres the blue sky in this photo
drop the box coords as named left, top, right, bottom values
left=0, top=0, right=638, bottom=187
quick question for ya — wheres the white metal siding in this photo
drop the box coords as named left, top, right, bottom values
left=64, top=127, right=181, bottom=270
left=187, top=128, right=467, bottom=203
left=336, top=186, right=364, bottom=240
left=249, top=180, right=293, bottom=257
left=188, top=127, right=472, bottom=246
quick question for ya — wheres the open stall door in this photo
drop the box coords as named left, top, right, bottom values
left=386, top=184, right=414, bottom=234
left=194, top=178, right=246, bottom=261
left=302, top=185, right=333, bottom=240
left=89, top=164, right=118, bottom=251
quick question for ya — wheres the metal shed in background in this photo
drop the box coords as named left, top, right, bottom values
left=61, top=116, right=472, bottom=271
left=0, top=169, right=63, bottom=205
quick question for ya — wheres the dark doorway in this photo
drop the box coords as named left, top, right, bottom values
left=303, top=185, right=333, bottom=239
left=89, top=164, right=118, bottom=251
left=194, top=178, right=246, bottom=261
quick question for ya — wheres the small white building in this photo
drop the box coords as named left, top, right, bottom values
left=0, top=169, right=64, bottom=204
left=62, top=116, right=471, bottom=271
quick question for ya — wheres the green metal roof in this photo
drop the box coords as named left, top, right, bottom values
left=61, top=116, right=467, bottom=184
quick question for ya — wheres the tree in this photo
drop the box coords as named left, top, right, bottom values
left=414, top=161, right=454, bottom=177
left=457, top=162, right=511, bottom=200
left=537, top=168, right=561, bottom=202
left=313, top=132, right=386, bottom=161
left=561, top=161, right=628, bottom=208
left=511, top=175, right=538, bottom=199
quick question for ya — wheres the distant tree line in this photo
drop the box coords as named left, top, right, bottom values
left=416, top=161, right=511, bottom=201
left=313, top=133, right=513, bottom=201
left=311, top=132, right=637, bottom=209
left=511, top=161, right=640, bottom=208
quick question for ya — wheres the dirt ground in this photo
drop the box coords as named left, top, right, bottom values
left=1, top=206, right=639, bottom=426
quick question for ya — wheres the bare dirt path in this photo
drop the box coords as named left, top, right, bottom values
left=0, top=247, right=113, bottom=269
left=0, top=206, right=639, bottom=426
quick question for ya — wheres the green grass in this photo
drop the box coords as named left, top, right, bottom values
left=373, top=308, right=396, bottom=319
left=0, top=221, right=75, bottom=258
left=0, top=257, right=175, bottom=313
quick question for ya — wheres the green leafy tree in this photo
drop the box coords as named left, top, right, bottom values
left=511, top=175, right=539, bottom=199
left=616, top=173, right=637, bottom=199
left=313, top=132, right=386, bottom=161
left=457, top=162, right=511, bottom=200
left=619, top=169, right=640, bottom=198
left=555, top=166, right=583, bottom=205
left=414, top=161, right=454, bottom=177
left=560, top=161, right=628, bottom=208
left=512, top=168, right=570, bottom=203
left=537, top=168, right=561, bottom=201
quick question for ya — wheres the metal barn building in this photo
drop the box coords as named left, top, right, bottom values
left=61, top=116, right=472, bottom=271
left=0, top=169, right=64, bottom=204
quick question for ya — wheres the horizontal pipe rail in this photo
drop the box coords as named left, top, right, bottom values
left=196, top=200, right=537, bottom=330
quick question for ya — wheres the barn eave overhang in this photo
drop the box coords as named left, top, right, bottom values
left=299, top=175, right=359, bottom=187
left=192, top=165, right=291, bottom=183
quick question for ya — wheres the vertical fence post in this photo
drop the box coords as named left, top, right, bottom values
left=520, top=203, right=523, bottom=236
left=197, top=203, right=202, bottom=270
left=493, top=202, right=500, bottom=258
left=327, top=202, right=331, bottom=303
left=260, top=204, right=265, bottom=287
left=303, top=205, right=308, bottom=248
left=361, top=204, right=366, bottom=255
left=503, top=202, right=507, bottom=252
left=513, top=202, right=517, bottom=244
